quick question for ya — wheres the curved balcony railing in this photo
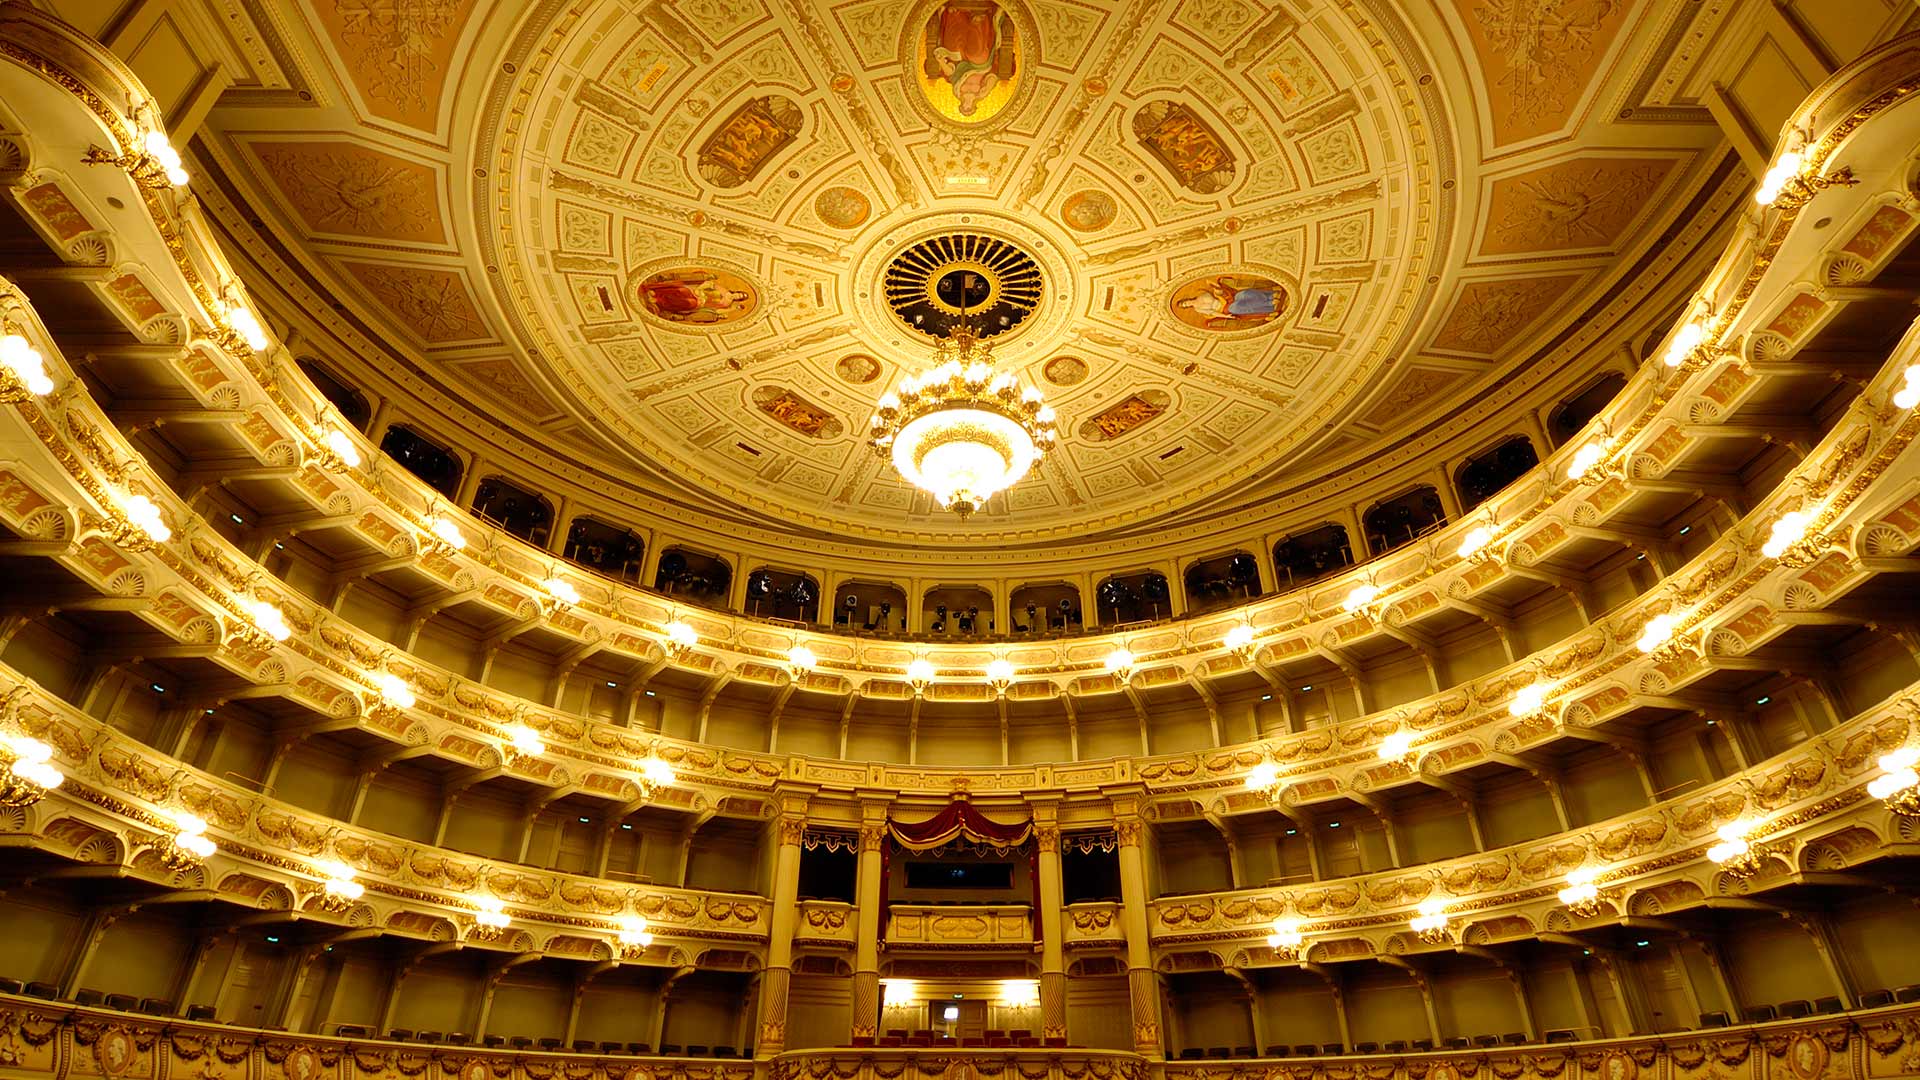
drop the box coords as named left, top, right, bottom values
left=1, top=2, right=1918, bottom=702
left=2, top=649, right=1911, bottom=963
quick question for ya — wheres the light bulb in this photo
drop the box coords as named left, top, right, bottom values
left=1761, top=510, right=1811, bottom=559
left=664, top=620, right=697, bottom=649
left=985, top=658, right=1015, bottom=684
left=245, top=599, right=292, bottom=641
left=324, top=428, right=362, bottom=467
left=1663, top=320, right=1707, bottom=366
left=122, top=493, right=172, bottom=543
left=0, top=334, right=52, bottom=395
left=1342, top=584, right=1381, bottom=613
left=1378, top=730, right=1414, bottom=761
left=545, top=577, right=581, bottom=605
left=1245, top=763, right=1280, bottom=791
left=1224, top=624, right=1256, bottom=652
left=1509, top=682, right=1546, bottom=718
left=429, top=515, right=466, bottom=550
left=788, top=645, right=818, bottom=671
left=1637, top=612, right=1679, bottom=653
left=1569, top=442, right=1605, bottom=480
left=907, top=658, right=936, bottom=684
left=1458, top=526, right=1493, bottom=560
left=505, top=723, right=545, bottom=758
left=373, top=672, right=415, bottom=709
left=1103, top=648, right=1133, bottom=673
left=640, top=758, right=676, bottom=788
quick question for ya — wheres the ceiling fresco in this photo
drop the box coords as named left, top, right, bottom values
left=198, top=0, right=1726, bottom=544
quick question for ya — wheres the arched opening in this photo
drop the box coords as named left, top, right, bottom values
left=1097, top=571, right=1172, bottom=625
left=922, top=585, right=994, bottom=636
left=471, top=476, right=554, bottom=545
left=833, top=580, right=908, bottom=634
left=1548, top=372, right=1628, bottom=448
left=378, top=424, right=462, bottom=497
left=562, top=517, right=645, bottom=583
left=296, top=358, right=371, bottom=431
left=1272, top=523, right=1355, bottom=590
left=1455, top=435, right=1539, bottom=512
left=654, top=547, right=732, bottom=608
left=1363, top=486, right=1446, bottom=556
left=1009, top=582, right=1082, bottom=635
left=1184, top=552, right=1262, bottom=614
left=745, top=567, right=820, bottom=623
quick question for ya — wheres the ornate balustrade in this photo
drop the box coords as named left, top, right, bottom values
left=0, top=659, right=771, bottom=963
left=885, top=904, right=1034, bottom=947
left=0, top=10, right=1917, bottom=750
left=4, top=990, right=1918, bottom=1080
left=794, top=901, right=856, bottom=947
left=1063, top=902, right=1124, bottom=947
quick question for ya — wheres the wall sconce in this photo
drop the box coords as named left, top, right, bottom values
left=1244, top=762, right=1285, bottom=803
left=472, top=896, right=511, bottom=939
left=615, top=916, right=653, bottom=958
left=908, top=657, right=937, bottom=694
left=1891, top=365, right=1920, bottom=411
left=1707, top=818, right=1766, bottom=876
left=1558, top=867, right=1605, bottom=918
left=1636, top=611, right=1685, bottom=656
left=315, top=859, right=364, bottom=911
left=220, top=297, right=270, bottom=352
left=985, top=658, right=1015, bottom=697
left=1266, top=918, right=1305, bottom=960
left=83, top=123, right=189, bottom=188
left=1868, top=747, right=1920, bottom=818
left=1662, top=315, right=1711, bottom=370
left=1341, top=583, right=1384, bottom=619
left=1224, top=623, right=1257, bottom=660
left=371, top=670, right=416, bottom=711
left=0, top=734, right=62, bottom=807
left=788, top=644, right=818, bottom=678
left=1410, top=899, right=1449, bottom=944
left=425, top=514, right=467, bottom=554
left=543, top=574, right=582, bottom=608
left=1102, top=647, right=1134, bottom=681
left=503, top=723, right=545, bottom=763
left=161, top=810, right=216, bottom=870
left=636, top=757, right=676, bottom=798
left=1378, top=729, right=1416, bottom=764
left=1753, top=139, right=1856, bottom=209
left=0, top=333, right=54, bottom=400
left=240, top=595, right=293, bottom=646
left=109, top=490, right=172, bottom=550
left=321, top=426, right=362, bottom=469
left=1508, top=681, right=1550, bottom=720
left=662, top=619, right=697, bottom=659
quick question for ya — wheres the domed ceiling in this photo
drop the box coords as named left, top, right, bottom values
left=196, top=0, right=1728, bottom=547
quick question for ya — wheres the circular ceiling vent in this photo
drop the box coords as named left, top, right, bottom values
left=884, top=233, right=1043, bottom=342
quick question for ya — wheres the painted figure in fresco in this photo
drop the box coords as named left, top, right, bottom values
left=925, top=1, right=1016, bottom=118
left=1174, top=276, right=1284, bottom=329
left=636, top=270, right=751, bottom=324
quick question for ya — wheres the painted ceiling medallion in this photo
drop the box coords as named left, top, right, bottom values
left=914, top=0, right=1021, bottom=125
left=633, top=267, right=757, bottom=327
left=1170, top=272, right=1288, bottom=332
left=884, top=233, right=1042, bottom=341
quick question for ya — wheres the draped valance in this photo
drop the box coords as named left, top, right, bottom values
left=888, top=800, right=1032, bottom=852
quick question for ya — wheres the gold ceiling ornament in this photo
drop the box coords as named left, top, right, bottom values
left=868, top=314, right=1057, bottom=518
left=0, top=733, right=62, bottom=807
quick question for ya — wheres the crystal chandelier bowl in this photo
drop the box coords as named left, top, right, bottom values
left=870, top=328, right=1057, bottom=517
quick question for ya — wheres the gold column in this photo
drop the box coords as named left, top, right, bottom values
left=851, top=801, right=889, bottom=1041
left=1115, top=807, right=1161, bottom=1057
left=1035, top=818, right=1067, bottom=1040
left=757, top=802, right=808, bottom=1056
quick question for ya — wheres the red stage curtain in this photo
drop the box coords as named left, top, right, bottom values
left=888, top=800, right=1032, bottom=851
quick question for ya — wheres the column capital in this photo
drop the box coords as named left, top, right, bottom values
left=859, top=822, right=888, bottom=852
left=1035, top=824, right=1060, bottom=853
left=776, top=812, right=808, bottom=847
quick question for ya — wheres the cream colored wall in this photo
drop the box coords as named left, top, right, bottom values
left=787, top=974, right=853, bottom=1050
left=1065, top=975, right=1131, bottom=1050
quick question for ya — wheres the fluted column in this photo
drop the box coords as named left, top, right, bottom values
left=756, top=796, right=809, bottom=1057
left=1114, top=802, right=1162, bottom=1057
left=851, top=799, right=890, bottom=1041
left=1034, top=804, right=1067, bottom=1041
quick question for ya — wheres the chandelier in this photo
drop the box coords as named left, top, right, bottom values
left=869, top=283, right=1057, bottom=517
